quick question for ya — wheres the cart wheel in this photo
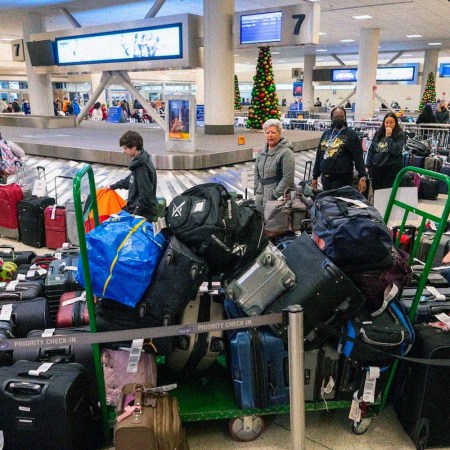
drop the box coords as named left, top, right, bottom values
left=229, top=415, right=265, bottom=442
left=411, top=418, right=429, bottom=450
left=352, top=418, right=371, bottom=435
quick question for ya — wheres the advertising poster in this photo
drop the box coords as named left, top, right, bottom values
left=293, top=81, right=303, bottom=97
left=168, top=99, right=190, bottom=140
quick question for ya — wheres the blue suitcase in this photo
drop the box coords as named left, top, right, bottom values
left=229, top=327, right=289, bottom=409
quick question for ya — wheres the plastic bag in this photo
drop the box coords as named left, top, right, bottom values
left=77, top=211, right=167, bottom=307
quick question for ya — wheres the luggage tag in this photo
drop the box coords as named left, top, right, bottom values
left=62, top=292, right=86, bottom=306
left=28, top=362, right=54, bottom=377
left=51, top=205, right=57, bottom=220
left=41, top=329, right=56, bottom=337
left=5, top=281, right=18, bottom=292
left=426, top=286, right=446, bottom=301
left=335, top=197, right=368, bottom=209
left=152, top=217, right=166, bottom=236
left=434, top=313, right=450, bottom=330
left=32, top=178, right=47, bottom=197
left=349, top=391, right=362, bottom=424
left=0, top=304, right=13, bottom=321
left=362, top=366, right=380, bottom=404
left=371, top=284, right=398, bottom=317
left=127, top=339, right=144, bottom=373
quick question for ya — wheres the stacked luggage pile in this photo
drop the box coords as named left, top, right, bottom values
left=1, top=171, right=449, bottom=448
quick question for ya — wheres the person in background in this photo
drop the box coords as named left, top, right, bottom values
left=91, top=102, right=103, bottom=121
left=312, top=107, right=366, bottom=193
left=5, top=103, right=13, bottom=113
left=106, top=130, right=158, bottom=222
left=314, top=97, right=322, bottom=107
left=12, top=99, right=21, bottom=113
left=72, top=99, right=81, bottom=117
left=101, top=104, right=108, bottom=121
left=22, top=100, right=31, bottom=115
left=62, top=96, right=70, bottom=114
left=344, top=100, right=352, bottom=109
left=366, top=112, right=405, bottom=190
left=435, top=101, right=449, bottom=124
left=391, top=100, right=401, bottom=109
left=254, top=119, right=295, bottom=211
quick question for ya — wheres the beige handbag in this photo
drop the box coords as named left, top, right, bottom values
left=263, top=189, right=309, bottom=237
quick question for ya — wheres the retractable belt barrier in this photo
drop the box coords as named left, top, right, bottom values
left=0, top=313, right=283, bottom=352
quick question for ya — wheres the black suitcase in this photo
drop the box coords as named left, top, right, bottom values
left=0, top=297, right=51, bottom=337
left=17, top=195, right=55, bottom=247
left=0, top=280, right=44, bottom=301
left=0, top=245, right=36, bottom=265
left=0, top=361, right=95, bottom=450
left=396, top=325, right=450, bottom=449
left=139, top=236, right=208, bottom=326
left=13, top=263, right=47, bottom=284
left=266, top=232, right=365, bottom=349
left=418, top=176, right=440, bottom=200
left=13, top=327, right=98, bottom=409
left=0, top=319, right=14, bottom=366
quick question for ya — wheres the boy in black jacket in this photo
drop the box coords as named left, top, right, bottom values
left=107, top=130, right=158, bottom=221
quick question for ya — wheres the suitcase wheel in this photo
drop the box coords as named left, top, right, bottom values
left=410, top=418, right=429, bottom=450
left=190, top=265, right=198, bottom=281
left=229, top=415, right=265, bottom=442
left=166, top=251, right=174, bottom=265
left=351, top=418, right=371, bottom=435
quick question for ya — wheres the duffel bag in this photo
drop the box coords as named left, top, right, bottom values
left=340, top=300, right=415, bottom=365
left=76, top=211, right=167, bottom=308
left=166, top=183, right=267, bottom=274
left=417, top=175, right=440, bottom=200
left=405, top=138, right=431, bottom=157
left=348, top=246, right=412, bottom=315
left=311, top=186, right=393, bottom=272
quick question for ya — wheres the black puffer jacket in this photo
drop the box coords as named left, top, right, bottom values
left=110, top=150, right=157, bottom=221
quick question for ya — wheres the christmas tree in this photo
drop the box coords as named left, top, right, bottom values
left=234, top=75, right=242, bottom=110
left=246, top=46, right=280, bottom=130
left=419, top=71, right=436, bottom=111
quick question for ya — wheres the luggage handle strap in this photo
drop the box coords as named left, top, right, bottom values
left=371, top=284, right=399, bottom=318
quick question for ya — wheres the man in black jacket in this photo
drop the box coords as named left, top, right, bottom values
left=107, top=130, right=158, bottom=222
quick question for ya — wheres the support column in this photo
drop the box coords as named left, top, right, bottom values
left=23, top=13, right=54, bottom=116
left=195, top=68, right=205, bottom=105
left=421, top=49, right=439, bottom=100
left=355, top=28, right=379, bottom=121
left=90, top=73, right=107, bottom=105
left=302, top=54, right=315, bottom=112
left=203, top=0, right=234, bottom=135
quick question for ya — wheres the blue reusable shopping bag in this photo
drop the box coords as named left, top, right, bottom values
left=76, top=211, right=167, bottom=307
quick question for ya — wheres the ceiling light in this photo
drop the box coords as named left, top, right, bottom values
left=340, top=39, right=355, bottom=43
left=271, top=51, right=280, bottom=54
left=406, top=34, right=422, bottom=38
left=0, top=38, right=16, bottom=41
left=428, top=42, right=441, bottom=46
left=319, top=32, right=327, bottom=36
left=316, top=49, right=327, bottom=52
left=352, top=15, right=372, bottom=20
left=234, top=54, right=239, bottom=57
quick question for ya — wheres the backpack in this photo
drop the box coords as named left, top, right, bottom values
left=166, top=183, right=267, bottom=274
left=66, top=102, right=74, bottom=114
left=311, top=186, right=393, bottom=272
left=0, top=141, right=21, bottom=176
left=405, top=137, right=431, bottom=157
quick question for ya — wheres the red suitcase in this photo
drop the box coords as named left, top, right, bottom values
left=44, top=176, right=72, bottom=249
left=55, top=291, right=90, bottom=328
left=0, top=183, right=23, bottom=239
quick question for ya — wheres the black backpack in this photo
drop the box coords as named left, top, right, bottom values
left=166, top=183, right=267, bottom=274
left=66, top=103, right=74, bottom=114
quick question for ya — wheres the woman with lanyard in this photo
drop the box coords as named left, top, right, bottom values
left=311, top=107, right=366, bottom=193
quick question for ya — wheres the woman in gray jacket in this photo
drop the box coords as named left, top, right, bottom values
left=254, top=119, right=295, bottom=210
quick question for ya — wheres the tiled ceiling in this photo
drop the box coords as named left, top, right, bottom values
left=0, top=0, right=449, bottom=67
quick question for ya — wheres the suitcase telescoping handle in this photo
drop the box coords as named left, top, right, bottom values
left=54, top=175, right=73, bottom=206
left=14, top=160, right=25, bottom=186
left=0, top=245, right=15, bottom=255
left=303, top=160, right=312, bottom=180
left=36, top=166, right=46, bottom=181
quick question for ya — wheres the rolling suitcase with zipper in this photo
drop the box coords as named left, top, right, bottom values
left=0, top=360, right=95, bottom=450
left=18, top=166, right=55, bottom=248
left=224, top=242, right=295, bottom=316
left=55, top=291, right=90, bottom=327
left=0, top=279, right=44, bottom=301
left=44, top=176, right=72, bottom=249
left=166, top=291, right=225, bottom=375
left=0, top=181, right=23, bottom=239
left=0, top=245, right=36, bottom=266
left=266, top=232, right=365, bottom=349
left=396, top=325, right=450, bottom=449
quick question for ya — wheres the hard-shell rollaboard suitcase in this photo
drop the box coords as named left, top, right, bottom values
left=0, top=360, right=95, bottom=450
left=166, top=291, right=225, bottom=375
left=225, top=242, right=295, bottom=316
left=55, top=290, right=89, bottom=327
left=0, top=182, right=23, bottom=239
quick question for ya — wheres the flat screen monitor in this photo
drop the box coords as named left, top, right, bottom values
left=26, top=40, right=56, bottom=66
left=240, top=11, right=282, bottom=45
left=376, top=65, right=417, bottom=82
left=55, top=23, right=182, bottom=65
left=439, top=63, right=450, bottom=78
left=332, top=69, right=358, bottom=82
left=168, top=99, right=190, bottom=140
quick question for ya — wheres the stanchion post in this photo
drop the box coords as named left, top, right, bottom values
left=288, top=305, right=305, bottom=450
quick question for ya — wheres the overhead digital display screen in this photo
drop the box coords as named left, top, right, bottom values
left=331, top=65, right=418, bottom=84
left=240, top=11, right=282, bottom=45
left=27, top=40, right=56, bottom=66
left=55, top=23, right=182, bottom=65
left=439, top=63, right=450, bottom=78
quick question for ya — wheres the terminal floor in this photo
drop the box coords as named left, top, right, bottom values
left=2, top=154, right=449, bottom=449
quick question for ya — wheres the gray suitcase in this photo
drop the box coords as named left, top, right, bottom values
left=416, top=231, right=450, bottom=267
left=65, top=199, right=86, bottom=247
left=225, top=243, right=296, bottom=316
